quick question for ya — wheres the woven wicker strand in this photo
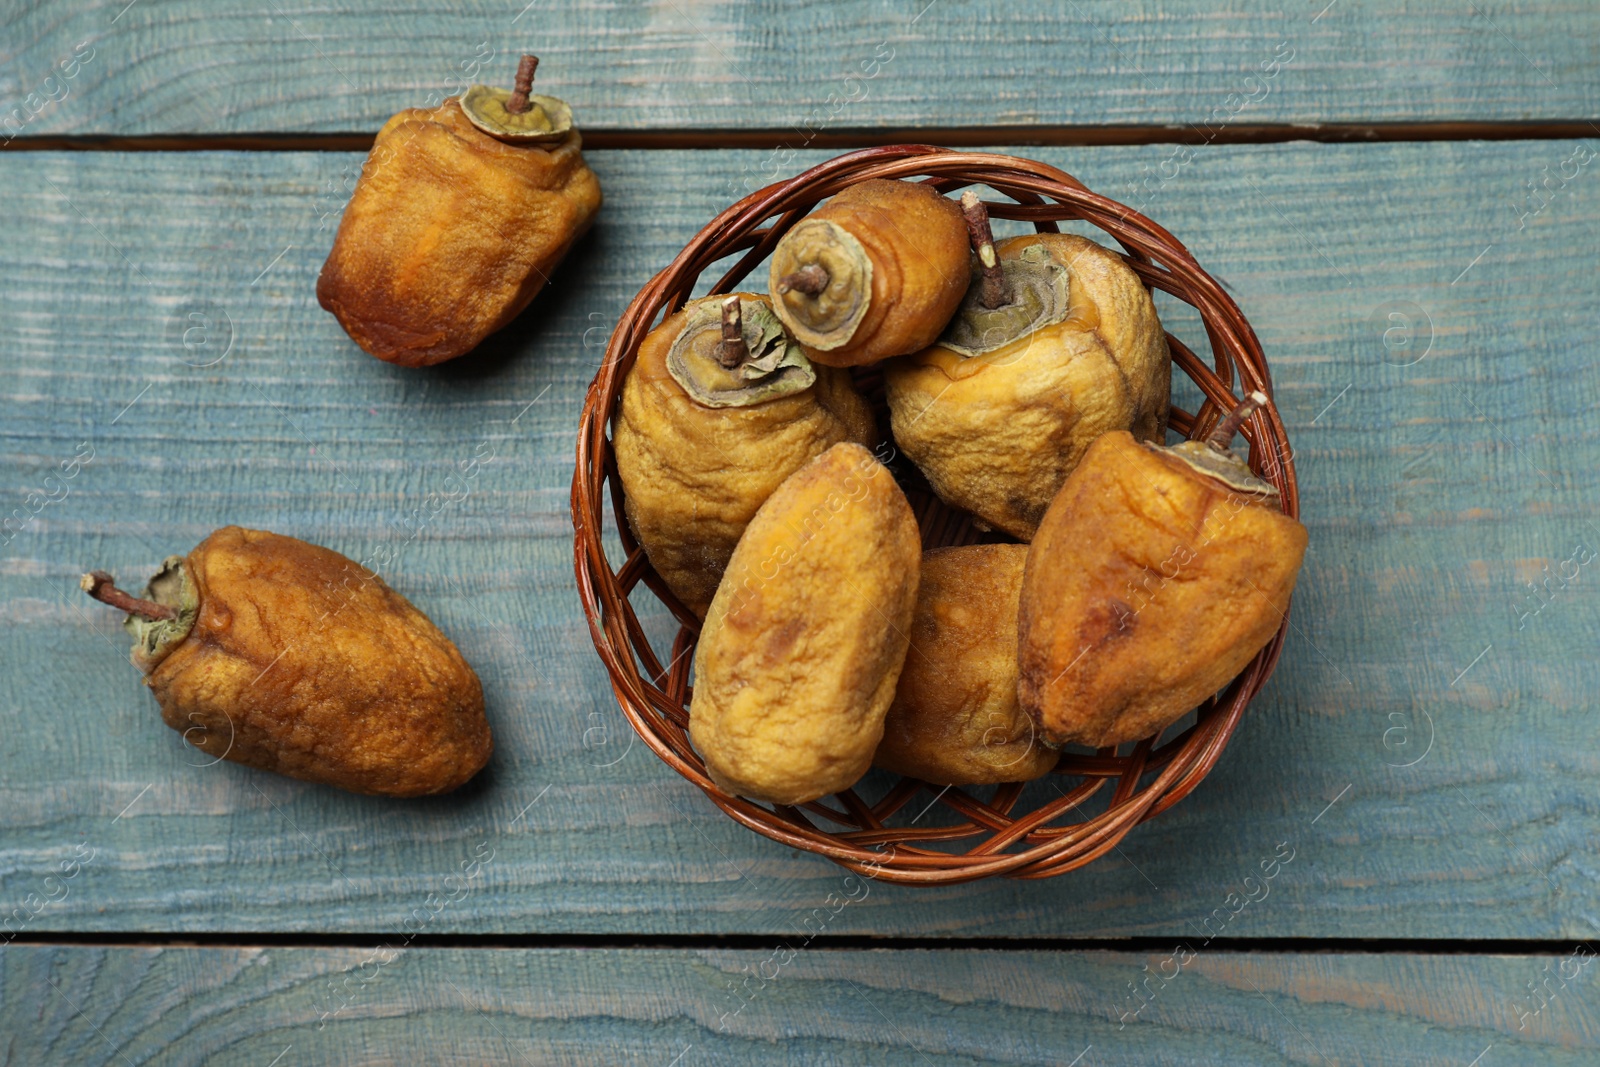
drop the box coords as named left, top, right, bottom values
left=572, top=145, right=1298, bottom=885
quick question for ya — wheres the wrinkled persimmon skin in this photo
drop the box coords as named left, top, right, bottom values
left=317, top=97, right=602, bottom=367
left=771, top=179, right=969, bottom=367
left=1017, top=432, right=1307, bottom=748
left=690, top=443, right=921, bottom=805
left=875, top=545, right=1058, bottom=786
left=613, top=294, right=875, bottom=618
left=885, top=233, right=1170, bottom=540
left=147, top=527, right=492, bottom=797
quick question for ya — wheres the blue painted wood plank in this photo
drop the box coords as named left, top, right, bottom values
left=4, top=945, right=1595, bottom=1064
left=1, top=140, right=1598, bottom=938
left=1, top=1, right=1597, bottom=138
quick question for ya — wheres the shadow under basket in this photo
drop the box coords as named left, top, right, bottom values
left=573, top=145, right=1300, bottom=886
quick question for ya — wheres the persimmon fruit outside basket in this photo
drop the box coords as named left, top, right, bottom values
left=572, top=145, right=1299, bottom=886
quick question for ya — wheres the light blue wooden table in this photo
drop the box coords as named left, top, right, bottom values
left=4, top=2, right=1599, bottom=1062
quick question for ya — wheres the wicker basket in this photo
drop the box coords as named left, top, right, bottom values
left=573, top=145, right=1298, bottom=885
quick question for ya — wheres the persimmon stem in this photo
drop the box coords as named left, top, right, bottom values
left=80, top=570, right=177, bottom=621
left=717, top=295, right=746, bottom=368
left=507, top=55, right=539, bottom=115
left=777, top=264, right=830, bottom=296
left=1206, top=391, right=1270, bottom=450
left=961, top=190, right=1011, bottom=309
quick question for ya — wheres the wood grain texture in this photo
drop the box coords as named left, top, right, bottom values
left=5, top=945, right=1597, bottom=1065
left=1, top=1, right=1598, bottom=139
left=1, top=141, right=1598, bottom=937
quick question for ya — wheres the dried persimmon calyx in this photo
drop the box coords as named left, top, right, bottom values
left=1161, top=441, right=1280, bottom=502
left=1159, top=391, right=1282, bottom=503
left=459, top=54, right=572, bottom=143
left=769, top=219, right=873, bottom=352
left=459, top=87, right=572, bottom=142
left=665, top=296, right=816, bottom=408
left=120, top=556, right=198, bottom=671
left=939, top=243, right=1071, bottom=358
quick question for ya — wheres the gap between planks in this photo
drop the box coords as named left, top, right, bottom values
left=6, top=933, right=1596, bottom=955
left=3, top=119, right=1599, bottom=153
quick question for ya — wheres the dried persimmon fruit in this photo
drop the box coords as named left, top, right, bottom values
left=885, top=197, right=1170, bottom=539
left=768, top=179, right=969, bottom=367
left=874, top=544, right=1058, bottom=786
left=1017, top=395, right=1307, bottom=748
left=317, top=55, right=602, bottom=367
left=689, top=442, right=920, bottom=805
left=83, top=526, right=491, bottom=797
left=613, top=293, right=874, bottom=618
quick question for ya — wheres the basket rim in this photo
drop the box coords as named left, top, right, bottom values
left=571, top=144, right=1298, bottom=886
